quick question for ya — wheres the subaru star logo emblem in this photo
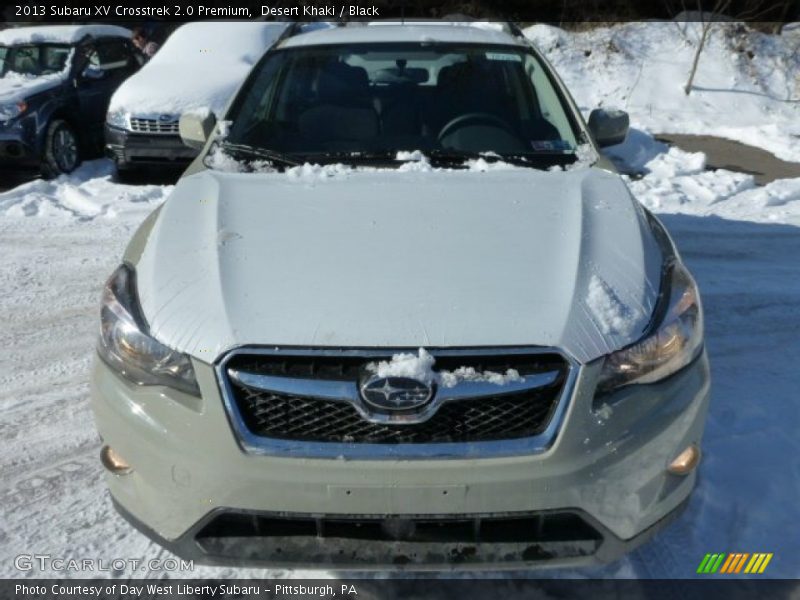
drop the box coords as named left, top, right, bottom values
left=360, top=376, right=434, bottom=411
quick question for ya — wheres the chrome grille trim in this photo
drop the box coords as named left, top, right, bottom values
left=215, top=347, right=580, bottom=460
left=129, top=117, right=180, bottom=134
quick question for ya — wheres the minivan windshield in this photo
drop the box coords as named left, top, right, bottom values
left=222, top=42, right=584, bottom=169
left=0, top=44, right=72, bottom=78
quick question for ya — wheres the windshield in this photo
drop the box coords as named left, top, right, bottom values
left=222, top=42, right=584, bottom=168
left=0, top=44, right=72, bottom=78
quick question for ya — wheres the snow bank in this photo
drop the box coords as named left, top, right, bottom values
left=525, top=21, right=800, bottom=162
left=367, top=348, right=524, bottom=389
left=625, top=143, right=800, bottom=225
left=108, top=22, right=287, bottom=116
left=601, top=127, right=669, bottom=175
left=0, top=160, right=170, bottom=220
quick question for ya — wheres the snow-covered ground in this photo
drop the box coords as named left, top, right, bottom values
left=1, top=21, right=799, bottom=580
left=525, top=21, right=800, bottom=162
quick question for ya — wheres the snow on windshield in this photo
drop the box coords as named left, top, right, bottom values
left=205, top=145, right=576, bottom=176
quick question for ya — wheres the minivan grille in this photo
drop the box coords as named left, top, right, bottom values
left=223, top=351, right=568, bottom=445
left=129, top=117, right=179, bottom=134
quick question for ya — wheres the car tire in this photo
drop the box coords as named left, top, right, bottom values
left=41, top=119, right=81, bottom=179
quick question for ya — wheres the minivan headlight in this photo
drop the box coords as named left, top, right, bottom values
left=97, top=264, right=200, bottom=396
left=106, top=109, right=129, bottom=130
left=596, top=262, right=703, bottom=394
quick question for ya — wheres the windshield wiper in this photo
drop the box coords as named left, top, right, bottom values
left=218, top=141, right=300, bottom=167
left=295, top=150, right=399, bottom=165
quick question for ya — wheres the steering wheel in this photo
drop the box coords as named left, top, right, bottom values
left=437, top=112, right=515, bottom=143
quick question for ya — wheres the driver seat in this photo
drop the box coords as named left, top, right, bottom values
left=433, top=60, right=510, bottom=131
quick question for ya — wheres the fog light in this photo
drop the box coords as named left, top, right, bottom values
left=101, top=445, right=132, bottom=475
left=667, top=444, right=701, bottom=475
left=6, top=143, right=22, bottom=157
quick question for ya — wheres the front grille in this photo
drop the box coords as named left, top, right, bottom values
left=129, top=117, right=179, bottom=134
left=232, top=383, right=559, bottom=444
left=194, top=510, right=603, bottom=566
left=224, top=351, right=568, bottom=445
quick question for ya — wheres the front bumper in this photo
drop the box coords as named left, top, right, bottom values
left=0, top=127, right=37, bottom=167
left=104, top=124, right=197, bottom=169
left=90, top=350, right=711, bottom=569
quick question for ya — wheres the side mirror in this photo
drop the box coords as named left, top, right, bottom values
left=179, top=110, right=217, bottom=150
left=588, top=108, right=629, bottom=148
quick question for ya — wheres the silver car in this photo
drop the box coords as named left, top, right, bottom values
left=91, top=22, right=710, bottom=569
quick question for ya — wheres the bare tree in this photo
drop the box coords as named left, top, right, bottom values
left=683, top=0, right=733, bottom=95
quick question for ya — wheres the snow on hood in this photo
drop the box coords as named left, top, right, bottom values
left=134, top=167, right=663, bottom=364
left=0, top=45, right=75, bottom=104
left=108, top=22, right=287, bottom=116
left=0, top=71, right=67, bottom=104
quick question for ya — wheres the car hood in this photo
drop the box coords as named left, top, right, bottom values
left=107, top=22, right=288, bottom=116
left=0, top=73, right=63, bottom=103
left=134, top=166, right=663, bottom=364
left=108, top=63, right=241, bottom=117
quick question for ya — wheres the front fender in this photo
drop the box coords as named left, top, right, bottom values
left=31, top=85, right=79, bottom=152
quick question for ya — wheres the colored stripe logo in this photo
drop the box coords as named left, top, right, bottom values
left=697, top=553, right=772, bottom=574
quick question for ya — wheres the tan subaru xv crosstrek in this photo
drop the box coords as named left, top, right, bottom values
left=91, top=21, right=710, bottom=569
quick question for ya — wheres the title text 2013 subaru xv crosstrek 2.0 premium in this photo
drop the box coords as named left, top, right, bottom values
left=91, top=22, right=710, bottom=569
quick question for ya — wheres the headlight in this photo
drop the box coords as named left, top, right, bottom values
left=105, top=109, right=129, bottom=130
left=596, top=262, right=703, bottom=394
left=97, top=264, right=200, bottom=396
left=0, top=100, right=27, bottom=121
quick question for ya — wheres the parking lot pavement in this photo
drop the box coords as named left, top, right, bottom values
left=655, top=134, right=800, bottom=185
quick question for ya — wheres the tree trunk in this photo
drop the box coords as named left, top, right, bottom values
left=684, top=22, right=711, bottom=95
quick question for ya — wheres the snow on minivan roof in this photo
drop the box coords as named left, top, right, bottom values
left=108, top=22, right=288, bottom=116
left=280, top=23, right=525, bottom=48
left=0, top=25, right=131, bottom=45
